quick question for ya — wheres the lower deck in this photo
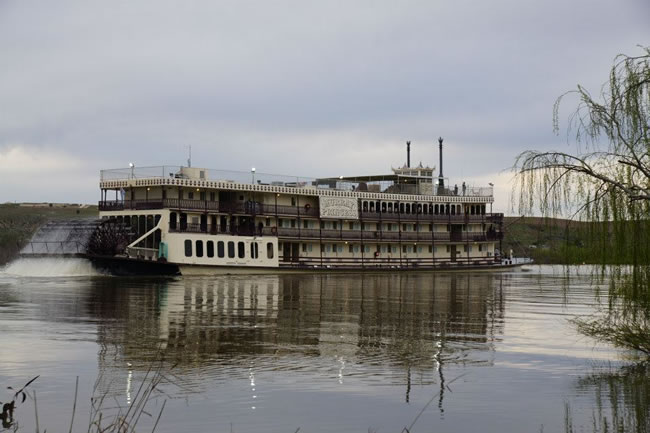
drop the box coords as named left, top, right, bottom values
left=99, top=208, right=504, bottom=272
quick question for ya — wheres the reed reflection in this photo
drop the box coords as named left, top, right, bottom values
left=564, top=363, right=650, bottom=433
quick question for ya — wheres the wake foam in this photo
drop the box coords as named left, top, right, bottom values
left=1, top=257, right=103, bottom=277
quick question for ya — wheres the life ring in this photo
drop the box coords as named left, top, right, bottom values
left=271, top=226, right=277, bottom=235
left=304, top=203, right=311, bottom=212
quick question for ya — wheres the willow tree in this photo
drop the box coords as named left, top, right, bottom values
left=514, top=46, right=650, bottom=355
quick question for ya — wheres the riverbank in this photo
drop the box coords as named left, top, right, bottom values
left=502, top=216, right=616, bottom=264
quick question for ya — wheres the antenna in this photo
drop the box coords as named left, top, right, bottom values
left=187, top=145, right=192, bottom=167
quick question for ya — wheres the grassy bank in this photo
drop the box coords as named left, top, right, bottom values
left=502, top=216, right=624, bottom=264
left=0, top=203, right=98, bottom=265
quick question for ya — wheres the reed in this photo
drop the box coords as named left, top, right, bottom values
left=3, top=358, right=170, bottom=433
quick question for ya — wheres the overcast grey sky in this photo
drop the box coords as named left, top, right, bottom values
left=1, top=0, right=648, bottom=212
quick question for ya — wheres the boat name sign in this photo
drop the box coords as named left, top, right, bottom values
left=319, top=197, right=359, bottom=220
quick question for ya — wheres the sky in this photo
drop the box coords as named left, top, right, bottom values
left=1, top=0, right=648, bottom=213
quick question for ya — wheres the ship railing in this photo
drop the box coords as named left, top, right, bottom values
left=169, top=223, right=260, bottom=236
left=21, top=241, right=86, bottom=255
left=100, top=166, right=496, bottom=197
left=278, top=256, right=502, bottom=268
left=358, top=211, right=489, bottom=222
left=99, top=200, right=504, bottom=228
left=167, top=224, right=498, bottom=243
left=126, top=246, right=159, bottom=261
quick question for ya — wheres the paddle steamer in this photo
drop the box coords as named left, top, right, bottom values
left=97, top=140, right=504, bottom=274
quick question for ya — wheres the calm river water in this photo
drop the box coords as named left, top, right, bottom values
left=0, top=259, right=648, bottom=433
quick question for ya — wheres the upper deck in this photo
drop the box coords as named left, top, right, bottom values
left=100, top=165, right=494, bottom=204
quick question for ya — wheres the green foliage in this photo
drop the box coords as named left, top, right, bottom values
left=513, top=46, right=650, bottom=356
left=502, top=216, right=638, bottom=264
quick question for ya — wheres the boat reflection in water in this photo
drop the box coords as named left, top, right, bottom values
left=89, top=273, right=505, bottom=407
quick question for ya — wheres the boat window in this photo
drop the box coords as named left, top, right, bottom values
left=207, top=241, right=214, bottom=258
left=399, top=203, right=405, bottom=214
left=196, top=240, right=203, bottom=257
left=267, top=242, right=274, bottom=259
left=217, top=241, right=225, bottom=258
left=251, top=242, right=259, bottom=259
left=238, top=242, right=245, bottom=258
left=228, top=241, right=235, bottom=258
left=184, top=240, right=192, bottom=257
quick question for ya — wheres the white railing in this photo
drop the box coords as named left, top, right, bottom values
left=100, top=166, right=494, bottom=198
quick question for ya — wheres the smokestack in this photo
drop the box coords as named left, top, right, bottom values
left=406, top=141, right=411, bottom=168
left=438, top=137, right=444, bottom=191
